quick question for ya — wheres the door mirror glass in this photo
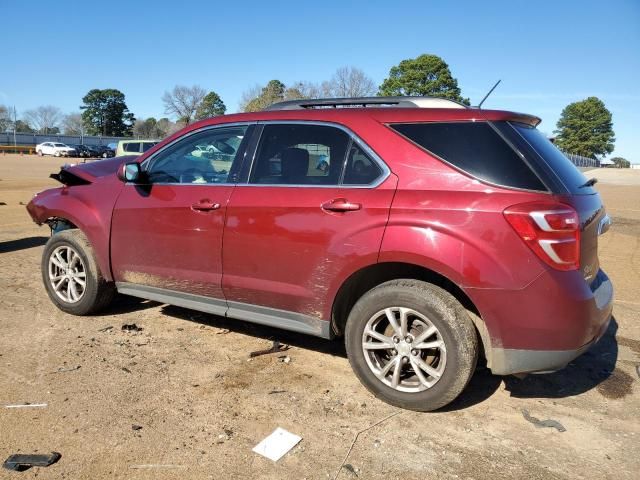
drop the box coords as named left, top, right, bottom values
left=117, top=162, right=142, bottom=183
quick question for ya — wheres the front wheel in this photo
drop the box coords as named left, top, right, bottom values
left=41, top=230, right=115, bottom=315
left=345, top=280, right=478, bottom=411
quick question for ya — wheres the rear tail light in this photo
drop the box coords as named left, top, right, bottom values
left=503, top=202, right=580, bottom=271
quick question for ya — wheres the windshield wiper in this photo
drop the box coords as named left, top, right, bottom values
left=579, top=177, right=598, bottom=188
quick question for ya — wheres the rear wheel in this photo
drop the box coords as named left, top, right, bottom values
left=37, top=149, right=43, bottom=156
left=41, top=230, right=115, bottom=315
left=345, top=280, right=478, bottom=411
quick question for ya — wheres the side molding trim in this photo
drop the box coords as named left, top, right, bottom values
left=115, top=282, right=332, bottom=338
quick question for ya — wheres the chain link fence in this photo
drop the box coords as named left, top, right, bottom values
left=562, top=151, right=599, bottom=168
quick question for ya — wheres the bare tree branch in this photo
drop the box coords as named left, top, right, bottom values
left=62, top=113, right=84, bottom=135
left=23, top=105, right=62, bottom=134
left=162, top=85, right=207, bottom=124
left=324, top=66, right=377, bottom=98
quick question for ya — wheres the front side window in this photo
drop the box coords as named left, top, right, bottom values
left=146, top=126, right=248, bottom=184
left=249, top=124, right=350, bottom=185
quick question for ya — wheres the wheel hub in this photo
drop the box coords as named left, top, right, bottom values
left=361, top=307, right=447, bottom=393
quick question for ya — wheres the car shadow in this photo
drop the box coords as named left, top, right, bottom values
left=96, top=294, right=162, bottom=316
left=0, top=236, right=48, bottom=254
left=503, top=317, right=619, bottom=399
left=106, top=296, right=620, bottom=409
left=160, top=304, right=348, bottom=358
left=442, top=317, right=619, bottom=411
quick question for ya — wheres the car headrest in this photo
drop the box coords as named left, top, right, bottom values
left=281, top=148, right=309, bottom=181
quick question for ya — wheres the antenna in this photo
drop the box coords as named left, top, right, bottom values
left=477, top=80, right=501, bottom=109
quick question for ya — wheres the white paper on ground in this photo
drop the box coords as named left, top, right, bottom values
left=252, top=427, right=302, bottom=462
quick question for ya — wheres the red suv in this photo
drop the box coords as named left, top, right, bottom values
left=27, top=97, right=613, bottom=411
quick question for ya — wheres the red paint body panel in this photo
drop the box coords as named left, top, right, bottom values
left=110, top=184, right=233, bottom=298
left=222, top=174, right=398, bottom=319
left=27, top=177, right=124, bottom=281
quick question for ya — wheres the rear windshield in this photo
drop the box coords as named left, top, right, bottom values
left=390, top=122, right=546, bottom=191
left=511, top=123, right=593, bottom=194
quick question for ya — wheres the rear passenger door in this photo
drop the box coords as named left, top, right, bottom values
left=222, top=122, right=397, bottom=334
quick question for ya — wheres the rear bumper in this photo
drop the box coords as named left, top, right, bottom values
left=468, top=268, right=613, bottom=375
left=489, top=314, right=611, bottom=375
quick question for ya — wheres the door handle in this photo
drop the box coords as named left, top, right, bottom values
left=191, top=200, right=221, bottom=212
left=321, top=198, right=362, bottom=213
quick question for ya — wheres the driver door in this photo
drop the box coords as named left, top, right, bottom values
left=110, top=125, right=252, bottom=306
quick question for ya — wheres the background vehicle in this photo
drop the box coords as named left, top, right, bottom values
left=70, top=144, right=93, bottom=158
left=93, top=145, right=115, bottom=158
left=27, top=97, right=613, bottom=411
left=35, top=142, right=77, bottom=157
left=115, top=140, right=158, bottom=157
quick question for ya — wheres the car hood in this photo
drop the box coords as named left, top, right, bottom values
left=51, top=156, right=137, bottom=185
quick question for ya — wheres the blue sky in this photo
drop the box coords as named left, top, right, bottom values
left=1, top=0, right=638, bottom=161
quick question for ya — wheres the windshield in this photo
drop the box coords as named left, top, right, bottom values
left=54, top=143, right=67, bottom=147
left=511, top=123, right=594, bottom=194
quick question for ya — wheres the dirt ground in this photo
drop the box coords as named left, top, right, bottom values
left=0, top=154, right=638, bottom=479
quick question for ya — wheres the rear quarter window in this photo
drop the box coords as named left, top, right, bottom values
left=511, top=123, right=593, bottom=194
left=390, top=122, right=546, bottom=191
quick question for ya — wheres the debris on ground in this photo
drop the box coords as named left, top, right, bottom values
left=216, top=428, right=234, bottom=444
left=278, top=355, right=291, bottom=364
left=0, top=202, right=6, bottom=206
left=268, top=390, right=286, bottom=395
left=121, top=324, right=143, bottom=332
left=121, top=367, right=132, bottom=374
left=333, top=411, right=401, bottom=480
left=252, top=427, right=302, bottom=462
left=521, top=409, right=566, bottom=432
left=3, top=452, right=61, bottom=472
left=132, top=425, right=143, bottom=431
left=98, top=325, right=113, bottom=332
left=344, top=463, right=359, bottom=477
left=52, top=365, right=81, bottom=374
left=249, top=340, right=290, bottom=359
left=636, top=364, right=640, bottom=378
left=4, top=403, right=48, bottom=409
left=216, top=329, right=230, bottom=335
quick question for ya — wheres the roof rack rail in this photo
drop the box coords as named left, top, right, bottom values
left=265, top=96, right=470, bottom=111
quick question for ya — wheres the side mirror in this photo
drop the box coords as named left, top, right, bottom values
left=117, top=162, right=142, bottom=183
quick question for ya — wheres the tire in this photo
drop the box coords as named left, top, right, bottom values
left=54, top=151, right=60, bottom=157
left=103, top=152, right=108, bottom=158
left=37, top=149, right=43, bottom=156
left=345, top=280, right=478, bottom=412
left=41, top=230, right=115, bottom=315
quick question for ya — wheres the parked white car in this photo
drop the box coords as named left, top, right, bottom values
left=36, top=142, right=77, bottom=157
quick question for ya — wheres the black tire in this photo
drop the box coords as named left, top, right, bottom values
left=41, top=230, right=115, bottom=315
left=345, top=280, right=478, bottom=412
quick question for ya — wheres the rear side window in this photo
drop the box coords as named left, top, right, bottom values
left=250, top=124, right=350, bottom=185
left=343, top=144, right=383, bottom=185
left=511, top=123, right=592, bottom=194
left=390, top=122, right=546, bottom=191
